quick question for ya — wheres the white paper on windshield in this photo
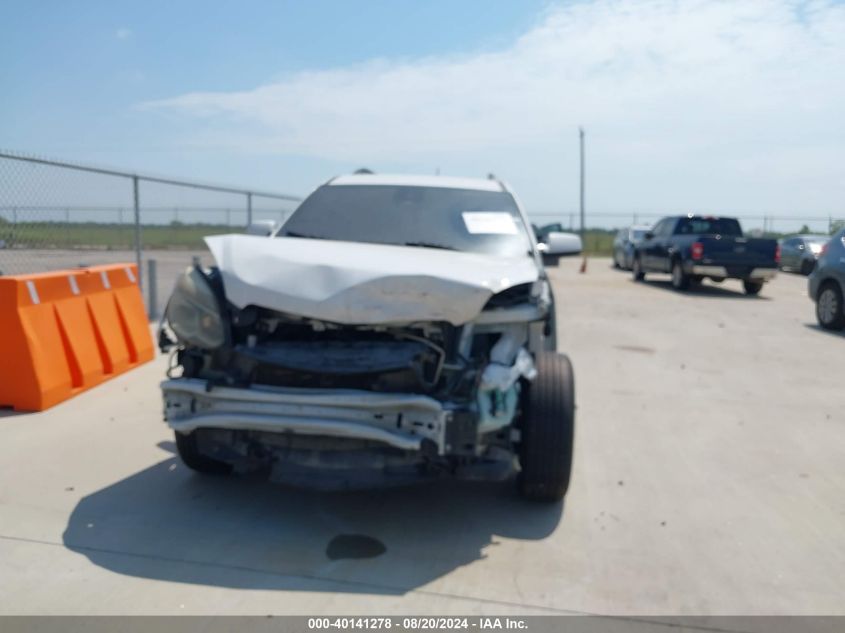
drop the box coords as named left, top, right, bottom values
left=462, top=212, right=518, bottom=235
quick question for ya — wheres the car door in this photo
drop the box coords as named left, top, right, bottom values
left=781, top=238, right=801, bottom=269
left=613, top=229, right=624, bottom=260
left=641, top=219, right=666, bottom=270
left=793, top=238, right=809, bottom=268
left=778, top=239, right=791, bottom=268
left=650, top=218, right=676, bottom=272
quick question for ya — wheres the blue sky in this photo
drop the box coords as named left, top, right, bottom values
left=2, top=0, right=844, bottom=221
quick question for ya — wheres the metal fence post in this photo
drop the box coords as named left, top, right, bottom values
left=133, top=175, right=142, bottom=288
left=247, top=192, right=253, bottom=227
left=147, top=259, right=157, bottom=320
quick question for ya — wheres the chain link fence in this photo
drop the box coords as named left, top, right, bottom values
left=0, top=150, right=301, bottom=316
left=3, top=149, right=843, bottom=312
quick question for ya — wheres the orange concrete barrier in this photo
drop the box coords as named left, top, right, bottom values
left=0, top=264, right=153, bottom=411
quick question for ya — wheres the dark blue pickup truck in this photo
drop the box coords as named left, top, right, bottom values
left=632, top=215, right=779, bottom=295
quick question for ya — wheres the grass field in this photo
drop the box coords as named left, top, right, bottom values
left=0, top=222, right=236, bottom=251
left=0, top=220, right=820, bottom=256
left=1, top=220, right=621, bottom=254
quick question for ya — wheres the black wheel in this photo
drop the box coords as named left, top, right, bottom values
left=817, top=282, right=845, bottom=330
left=632, top=256, right=645, bottom=281
left=518, top=352, right=575, bottom=502
left=175, top=430, right=232, bottom=474
left=612, top=251, right=621, bottom=269
left=671, top=259, right=690, bottom=290
left=743, top=280, right=763, bottom=296
left=800, top=259, right=815, bottom=276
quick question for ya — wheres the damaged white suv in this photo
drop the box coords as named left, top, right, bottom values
left=160, top=173, right=580, bottom=501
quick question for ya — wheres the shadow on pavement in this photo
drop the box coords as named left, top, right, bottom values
left=632, top=278, right=771, bottom=300
left=62, top=446, right=563, bottom=594
left=0, top=408, right=30, bottom=419
left=803, top=323, right=845, bottom=338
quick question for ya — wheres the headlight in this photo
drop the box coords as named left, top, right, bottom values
left=165, top=267, right=226, bottom=349
left=531, top=279, right=551, bottom=310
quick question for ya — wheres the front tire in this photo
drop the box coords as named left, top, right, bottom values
left=671, top=259, right=690, bottom=290
left=632, top=256, right=645, bottom=281
left=175, top=430, right=232, bottom=474
left=817, top=282, right=845, bottom=330
left=518, top=352, right=575, bottom=502
left=743, top=280, right=763, bottom=296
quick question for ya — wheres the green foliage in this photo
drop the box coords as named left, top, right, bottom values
left=4, top=221, right=235, bottom=250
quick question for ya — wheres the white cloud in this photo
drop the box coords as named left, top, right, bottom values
left=140, top=0, right=845, bottom=215
left=115, top=27, right=132, bottom=40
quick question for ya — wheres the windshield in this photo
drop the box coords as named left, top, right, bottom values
left=675, top=217, right=743, bottom=236
left=630, top=229, right=649, bottom=241
left=279, top=184, right=533, bottom=257
left=805, top=236, right=829, bottom=245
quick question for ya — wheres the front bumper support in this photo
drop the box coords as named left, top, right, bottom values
left=162, top=379, right=449, bottom=453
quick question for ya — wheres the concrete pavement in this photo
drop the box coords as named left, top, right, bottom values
left=0, top=258, right=842, bottom=615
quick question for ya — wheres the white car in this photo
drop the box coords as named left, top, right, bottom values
left=160, top=173, right=580, bottom=501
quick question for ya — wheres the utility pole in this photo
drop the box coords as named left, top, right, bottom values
left=579, top=127, right=587, bottom=273
left=579, top=126, right=585, bottom=240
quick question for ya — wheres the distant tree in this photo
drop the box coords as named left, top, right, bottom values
left=831, top=219, right=845, bottom=234
left=170, top=220, right=184, bottom=227
left=798, top=224, right=811, bottom=234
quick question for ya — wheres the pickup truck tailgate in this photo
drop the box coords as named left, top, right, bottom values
left=698, top=237, right=778, bottom=272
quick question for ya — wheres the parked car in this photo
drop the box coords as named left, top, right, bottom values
left=160, top=173, right=580, bottom=501
left=808, top=228, right=845, bottom=330
left=779, top=234, right=829, bottom=275
left=612, top=225, right=652, bottom=270
left=632, top=215, right=779, bottom=295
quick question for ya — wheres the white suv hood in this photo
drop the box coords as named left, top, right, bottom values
left=206, top=235, right=539, bottom=325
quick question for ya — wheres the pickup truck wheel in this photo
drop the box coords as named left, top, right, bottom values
left=671, top=260, right=690, bottom=290
left=743, top=280, right=764, bottom=296
left=632, top=256, right=645, bottom=281
left=175, top=431, right=232, bottom=475
left=518, top=352, right=575, bottom=502
left=817, top=282, right=845, bottom=330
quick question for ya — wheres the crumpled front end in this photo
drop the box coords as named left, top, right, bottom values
left=160, top=252, right=551, bottom=488
left=205, top=234, right=540, bottom=326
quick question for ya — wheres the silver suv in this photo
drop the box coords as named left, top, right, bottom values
left=159, top=174, right=581, bottom=501
left=808, top=228, right=845, bottom=330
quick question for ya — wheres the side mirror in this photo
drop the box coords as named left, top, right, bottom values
left=245, top=220, right=278, bottom=237
left=644, top=231, right=654, bottom=240
left=543, top=232, right=583, bottom=256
